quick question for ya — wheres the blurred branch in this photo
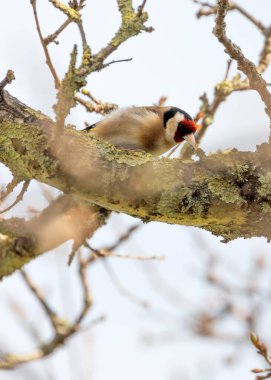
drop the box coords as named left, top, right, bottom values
left=0, top=177, right=20, bottom=203
left=251, top=333, right=271, bottom=379
left=102, top=259, right=150, bottom=308
left=0, top=255, right=103, bottom=369
left=104, top=223, right=141, bottom=251
left=53, top=45, right=79, bottom=136
left=0, top=193, right=109, bottom=278
left=143, top=233, right=271, bottom=366
left=182, top=1, right=271, bottom=159
left=0, top=180, right=30, bottom=215
left=75, top=91, right=118, bottom=116
left=30, top=0, right=60, bottom=89
left=82, top=225, right=154, bottom=308
left=213, top=0, right=271, bottom=119
left=155, top=96, right=168, bottom=107
left=31, top=0, right=152, bottom=115
left=3, top=91, right=271, bottom=250
left=84, top=242, right=164, bottom=263
left=194, top=0, right=266, bottom=32
left=21, top=270, right=61, bottom=331
left=2, top=2, right=271, bottom=278
left=0, top=70, right=15, bottom=91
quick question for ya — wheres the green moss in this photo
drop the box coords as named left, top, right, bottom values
left=0, top=235, right=36, bottom=279
left=25, top=107, right=51, bottom=122
left=157, top=188, right=190, bottom=216
left=261, top=201, right=271, bottom=214
left=0, top=121, right=58, bottom=180
left=258, top=173, right=271, bottom=200
left=234, top=162, right=252, bottom=184
left=88, top=135, right=152, bottom=166
left=208, top=177, right=243, bottom=204
left=157, top=182, right=211, bottom=217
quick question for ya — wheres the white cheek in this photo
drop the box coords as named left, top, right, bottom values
left=165, top=118, right=178, bottom=143
left=174, top=112, right=185, bottom=123
left=165, top=112, right=185, bottom=143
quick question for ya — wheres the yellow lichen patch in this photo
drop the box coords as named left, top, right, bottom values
left=81, top=46, right=92, bottom=67
left=208, top=177, right=244, bottom=204
left=0, top=121, right=58, bottom=180
left=258, top=173, right=271, bottom=200
left=88, top=135, right=153, bottom=166
left=49, top=0, right=81, bottom=22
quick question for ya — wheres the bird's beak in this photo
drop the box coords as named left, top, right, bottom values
left=183, top=134, right=197, bottom=150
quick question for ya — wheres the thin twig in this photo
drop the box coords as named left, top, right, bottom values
left=231, top=2, right=266, bottom=32
left=85, top=242, right=163, bottom=264
left=0, top=180, right=30, bottom=215
left=0, top=253, right=99, bottom=369
left=75, top=94, right=117, bottom=115
left=137, top=0, right=148, bottom=16
left=102, top=259, right=149, bottom=308
left=74, top=252, right=92, bottom=325
left=30, top=0, right=60, bottom=89
left=68, top=243, right=78, bottom=266
left=96, top=247, right=164, bottom=261
left=81, top=88, right=101, bottom=104
left=44, top=0, right=86, bottom=45
left=77, top=21, right=88, bottom=46
left=44, top=19, right=71, bottom=45
left=194, top=0, right=266, bottom=32
left=105, top=223, right=141, bottom=251
left=188, top=0, right=271, bottom=160
left=250, top=332, right=271, bottom=379
left=102, top=57, right=133, bottom=69
left=20, top=269, right=60, bottom=330
left=0, top=177, right=20, bottom=203
left=0, top=70, right=15, bottom=90
left=213, top=0, right=271, bottom=120
left=224, top=59, right=232, bottom=80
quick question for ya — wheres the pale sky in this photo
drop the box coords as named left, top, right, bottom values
left=0, top=1, right=271, bottom=380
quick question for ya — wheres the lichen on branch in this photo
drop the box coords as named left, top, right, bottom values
left=1, top=91, right=271, bottom=253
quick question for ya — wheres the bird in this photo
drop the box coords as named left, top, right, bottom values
left=83, top=106, right=198, bottom=156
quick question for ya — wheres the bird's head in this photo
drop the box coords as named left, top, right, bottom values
left=164, top=107, right=198, bottom=149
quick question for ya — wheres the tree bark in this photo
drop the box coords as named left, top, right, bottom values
left=0, top=90, right=271, bottom=277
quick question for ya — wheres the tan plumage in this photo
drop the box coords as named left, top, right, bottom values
left=84, top=106, right=197, bottom=156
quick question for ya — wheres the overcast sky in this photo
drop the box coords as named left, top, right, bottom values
left=0, top=1, right=271, bottom=380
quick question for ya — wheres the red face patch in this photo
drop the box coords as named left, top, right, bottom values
left=174, top=118, right=198, bottom=143
left=180, top=118, right=198, bottom=134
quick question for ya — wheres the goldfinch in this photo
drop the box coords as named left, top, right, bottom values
left=84, top=106, right=198, bottom=155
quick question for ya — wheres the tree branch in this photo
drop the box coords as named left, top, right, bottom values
left=0, top=191, right=109, bottom=278
left=1, top=90, right=271, bottom=256
left=213, top=0, right=271, bottom=119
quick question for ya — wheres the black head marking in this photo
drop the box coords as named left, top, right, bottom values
left=163, top=107, right=192, bottom=128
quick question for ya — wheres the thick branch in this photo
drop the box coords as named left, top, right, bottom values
left=0, top=192, right=109, bottom=278
left=1, top=91, right=271, bottom=250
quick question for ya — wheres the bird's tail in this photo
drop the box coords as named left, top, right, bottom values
left=83, top=122, right=96, bottom=131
